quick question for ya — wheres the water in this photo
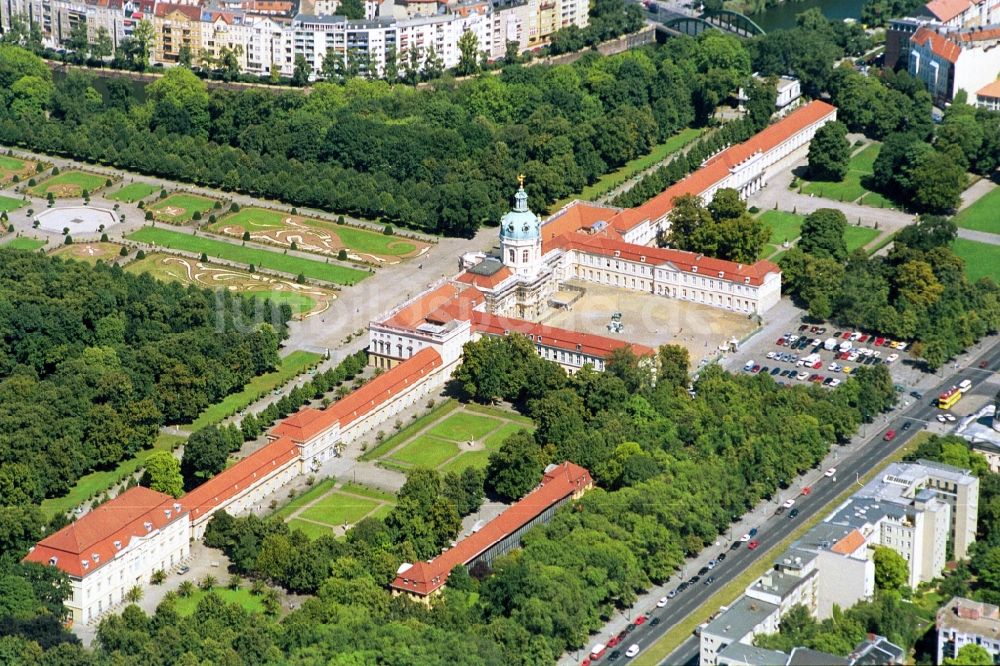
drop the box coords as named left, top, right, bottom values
left=747, top=0, right=867, bottom=32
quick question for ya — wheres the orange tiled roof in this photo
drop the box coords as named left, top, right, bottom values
left=602, top=101, right=837, bottom=235
left=183, top=436, right=300, bottom=523
left=424, top=285, right=486, bottom=324
left=912, top=26, right=962, bottom=63
left=454, top=266, right=514, bottom=290
left=541, top=200, right=622, bottom=248
left=552, top=233, right=780, bottom=287
left=924, top=0, right=971, bottom=22
left=391, top=462, right=592, bottom=596
left=978, top=79, right=1000, bottom=98
left=271, top=347, right=443, bottom=443
left=471, top=311, right=657, bottom=359
left=154, top=3, right=201, bottom=19
left=384, top=283, right=464, bottom=328
left=24, top=487, right=185, bottom=578
left=831, top=529, right=866, bottom=555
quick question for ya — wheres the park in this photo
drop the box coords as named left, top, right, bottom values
left=148, top=192, right=219, bottom=223
left=28, top=170, right=110, bottom=198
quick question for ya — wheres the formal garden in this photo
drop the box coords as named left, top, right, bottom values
left=126, top=226, right=369, bottom=285
left=106, top=182, right=159, bottom=203
left=0, top=195, right=25, bottom=212
left=274, top=478, right=397, bottom=540
left=2, top=237, right=44, bottom=250
left=50, top=241, right=124, bottom=265
left=363, top=399, right=534, bottom=475
left=147, top=192, right=219, bottom=223
left=795, top=142, right=894, bottom=207
left=27, top=170, right=110, bottom=198
left=951, top=238, right=1000, bottom=284
left=0, top=154, right=39, bottom=183
left=207, top=207, right=431, bottom=263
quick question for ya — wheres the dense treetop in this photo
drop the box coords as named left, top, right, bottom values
left=0, top=250, right=287, bottom=505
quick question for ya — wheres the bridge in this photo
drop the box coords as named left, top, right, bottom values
left=646, top=3, right=766, bottom=39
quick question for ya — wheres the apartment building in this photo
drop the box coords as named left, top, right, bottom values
left=937, top=596, right=1000, bottom=663
left=909, top=23, right=1000, bottom=103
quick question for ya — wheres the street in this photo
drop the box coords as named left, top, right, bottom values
left=566, top=336, right=1000, bottom=666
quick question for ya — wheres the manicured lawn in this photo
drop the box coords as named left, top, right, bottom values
left=300, top=492, right=379, bottom=526
left=464, top=402, right=534, bottom=425
left=50, top=241, right=123, bottom=264
left=439, top=449, right=493, bottom=474
left=221, top=207, right=286, bottom=229
left=759, top=210, right=804, bottom=245
left=0, top=195, right=26, bottom=211
left=0, top=155, right=25, bottom=171
left=188, top=350, right=322, bottom=431
left=254, top=290, right=316, bottom=315
left=390, top=435, right=460, bottom=468
left=287, top=518, right=335, bottom=540
left=483, top=422, right=528, bottom=449
left=368, top=504, right=394, bottom=521
left=360, top=400, right=459, bottom=461
left=426, top=412, right=502, bottom=442
left=3, top=237, right=45, bottom=250
left=173, top=587, right=264, bottom=616
left=571, top=128, right=703, bottom=203
left=339, top=482, right=395, bottom=502
left=332, top=224, right=416, bottom=256
left=149, top=193, right=218, bottom=223
left=39, top=434, right=184, bottom=519
left=273, top=478, right=337, bottom=519
left=952, top=239, right=1000, bottom=283
left=126, top=226, right=368, bottom=285
left=107, top=182, right=158, bottom=203
left=955, top=186, right=1000, bottom=234
left=859, top=191, right=895, bottom=209
left=843, top=226, right=880, bottom=253
left=28, top=170, right=108, bottom=197
left=800, top=143, right=881, bottom=202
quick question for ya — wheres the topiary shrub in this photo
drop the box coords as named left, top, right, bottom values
left=200, top=252, right=208, bottom=262
left=338, top=249, right=348, bottom=260
left=28, top=178, right=36, bottom=187
left=100, top=233, right=109, bottom=242
left=192, top=210, right=202, bottom=221
left=230, top=202, right=240, bottom=213
left=383, top=225, right=393, bottom=235
left=337, top=215, right=345, bottom=224
left=51, top=166, right=60, bottom=175
left=136, top=249, right=145, bottom=259
left=64, top=235, right=73, bottom=245
left=242, top=231, right=250, bottom=241
left=119, top=245, right=129, bottom=256
left=145, top=210, right=153, bottom=220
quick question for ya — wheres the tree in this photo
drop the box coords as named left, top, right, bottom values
left=292, top=55, right=311, bottom=86
left=140, top=451, right=184, bottom=498
left=798, top=208, right=848, bottom=262
left=423, top=46, right=444, bottom=81
left=909, top=148, right=967, bottom=213
left=146, top=67, right=210, bottom=137
left=873, top=546, right=908, bottom=591
left=485, top=431, right=545, bottom=502
left=457, top=30, right=481, bottom=76
left=181, top=426, right=231, bottom=488
left=66, top=22, right=90, bottom=61
left=944, top=644, right=993, bottom=666
left=126, top=19, right=154, bottom=70
left=656, top=345, right=689, bottom=388
left=807, top=121, right=850, bottom=181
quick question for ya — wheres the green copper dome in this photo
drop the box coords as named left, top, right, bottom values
left=499, top=184, right=540, bottom=242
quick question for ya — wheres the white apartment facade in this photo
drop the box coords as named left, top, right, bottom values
left=937, top=597, right=1000, bottom=663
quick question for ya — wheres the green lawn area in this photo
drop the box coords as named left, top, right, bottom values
left=0, top=155, right=25, bottom=171
left=952, top=238, right=1000, bottom=283
left=339, top=482, right=395, bottom=502
left=464, top=402, right=534, bottom=425
left=39, top=434, right=184, bottom=519
left=483, top=422, right=527, bottom=449
left=570, top=128, right=703, bottom=204
left=253, top=290, right=315, bottom=315
left=331, top=224, right=416, bottom=256
left=390, top=435, right=460, bottom=468
left=126, top=226, right=368, bottom=285
left=759, top=210, right=804, bottom=245
left=149, top=193, right=218, bottom=222
left=955, top=186, right=1000, bottom=234
left=360, top=400, right=460, bottom=461
left=800, top=143, right=881, bottom=202
left=219, top=207, right=286, bottom=229
left=28, top=170, right=108, bottom=197
left=107, top=182, right=158, bottom=203
left=188, top=350, right=321, bottom=431
left=859, top=190, right=895, bottom=209
left=287, top=518, right=335, bottom=540
left=273, top=478, right=337, bottom=520
left=426, top=412, right=503, bottom=442
left=844, top=226, right=880, bottom=252
left=0, top=195, right=25, bottom=212
left=173, top=587, right=264, bottom=616
left=439, top=449, right=493, bottom=474
left=299, top=492, right=379, bottom=526
left=3, top=237, right=45, bottom=250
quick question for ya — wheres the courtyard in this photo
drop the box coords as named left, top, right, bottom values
left=542, top=281, right=759, bottom=364
left=274, top=478, right=397, bottom=539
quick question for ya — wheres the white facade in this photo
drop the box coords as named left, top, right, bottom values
left=937, top=597, right=1000, bottom=664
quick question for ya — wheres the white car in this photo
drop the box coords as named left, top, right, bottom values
left=740, top=533, right=751, bottom=542
left=657, top=596, right=668, bottom=608
left=797, top=371, right=810, bottom=381
left=873, top=350, right=882, bottom=358
left=829, top=378, right=841, bottom=387
left=626, top=644, right=641, bottom=658
left=824, top=467, right=837, bottom=477
left=828, top=362, right=840, bottom=372
left=945, top=414, right=957, bottom=422
left=848, top=352, right=860, bottom=362
left=896, top=342, right=908, bottom=352
left=782, top=498, right=796, bottom=509
left=766, top=351, right=776, bottom=359
left=789, top=335, right=800, bottom=343
left=850, top=332, right=862, bottom=341
left=887, top=353, right=899, bottom=363
left=937, top=414, right=948, bottom=423
left=862, top=348, right=874, bottom=357
left=812, top=339, right=822, bottom=347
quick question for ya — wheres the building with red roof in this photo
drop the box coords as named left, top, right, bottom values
left=910, top=24, right=1000, bottom=102
left=24, top=487, right=190, bottom=625
left=976, top=78, right=1000, bottom=109
left=391, top=462, right=593, bottom=599
left=923, top=0, right=1000, bottom=27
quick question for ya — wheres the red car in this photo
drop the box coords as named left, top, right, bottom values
left=980, top=360, right=989, bottom=369
left=812, top=361, right=823, bottom=369
left=752, top=365, right=761, bottom=374
left=776, top=338, right=786, bottom=346
left=884, top=430, right=896, bottom=441
left=801, top=486, right=812, bottom=495
left=607, top=636, right=620, bottom=649
left=842, top=331, right=853, bottom=339
left=748, top=539, right=760, bottom=550
left=838, top=351, right=850, bottom=360
left=635, top=616, right=647, bottom=626
left=874, top=337, right=885, bottom=346
left=858, top=334, right=870, bottom=343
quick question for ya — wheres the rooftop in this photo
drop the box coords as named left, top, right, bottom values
left=978, top=79, right=1000, bottom=98
left=470, top=311, right=657, bottom=359
left=717, top=643, right=790, bottom=666
left=924, top=0, right=971, bottom=22
left=855, top=460, right=976, bottom=505
left=391, top=462, right=592, bottom=596
left=937, top=596, right=1000, bottom=638
left=788, top=647, right=850, bottom=666
left=749, top=568, right=814, bottom=600
left=702, top=595, right=779, bottom=641
left=850, top=634, right=906, bottom=665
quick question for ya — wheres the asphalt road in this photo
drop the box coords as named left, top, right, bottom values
left=587, top=338, right=1000, bottom=666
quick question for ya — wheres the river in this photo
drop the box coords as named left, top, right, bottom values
left=747, top=0, right=867, bottom=31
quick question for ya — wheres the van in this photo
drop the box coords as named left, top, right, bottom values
left=744, top=360, right=755, bottom=372
left=591, top=643, right=607, bottom=659
left=958, top=379, right=973, bottom=393
left=839, top=341, right=853, bottom=353
left=824, top=338, right=838, bottom=351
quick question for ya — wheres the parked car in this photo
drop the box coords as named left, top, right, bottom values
left=937, top=414, right=948, bottom=423
left=635, top=616, right=647, bottom=626
left=752, top=364, right=762, bottom=373
left=825, top=467, right=837, bottom=477
left=698, top=566, right=710, bottom=576
left=717, top=553, right=726, bottom=562
left=886, top=353, right=899, bottom=363
left=945, top=414, right=957, bottom=422
left=730, top=541, right=743, bottom=550
left=829, top=378, right=841, bottom=387
left=178, top=565, right=190, bottom=575
left=657, top=596, right=668, bottom=608
left=884, top=430, right=896, bottom=441
left=782, top=498, right=795, bottom=509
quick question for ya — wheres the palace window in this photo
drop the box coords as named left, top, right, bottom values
left=522, top=249, right=529, bottom=262
left=509, top=249, right=515, bottom=262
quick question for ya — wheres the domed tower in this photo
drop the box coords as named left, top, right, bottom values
left=499, top=175, right=542, bottom=279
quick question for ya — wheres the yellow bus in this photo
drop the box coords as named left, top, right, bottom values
left=938, top=387, right=962, bottom=410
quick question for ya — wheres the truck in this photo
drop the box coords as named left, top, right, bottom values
left=958, top=379, right=973, bottom=393
left=824, top=338, right=839, bottom=351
